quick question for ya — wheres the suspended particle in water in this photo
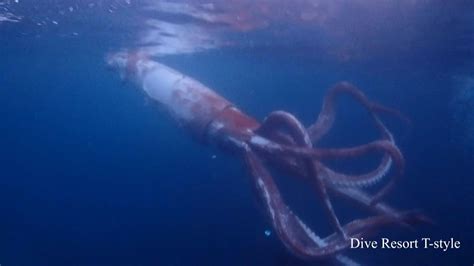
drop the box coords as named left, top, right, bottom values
left=264, top=230, right=271, bottom=237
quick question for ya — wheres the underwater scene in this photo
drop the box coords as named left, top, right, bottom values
left=1, top=0, right=473, bottom=265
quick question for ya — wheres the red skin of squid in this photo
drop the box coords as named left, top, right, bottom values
left=106, top=51, right=427, bottom=261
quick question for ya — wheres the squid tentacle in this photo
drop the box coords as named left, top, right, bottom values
left=305, top=82, right=406, bottom=201
left=256, top=111, right=346, bottom=238
left=257, top=122, right=394, bottom=189
left=242, top=87, right=421, bottom=261
left=244, top=145, right=425, bottom=262
left=257, top=84, right=405, bottom=201
left=243, top=144, right=348, bottom=259
left=250, top=135, right=404, bottom=201
left=305, top=82, right=407, bottom=203
left=310, top=139, right=404, bottom=199
left=307, top=81, right=405, bottom=143
left=256, top=110, right=312, bottom=146
left=249, top=132, right=404, bottom=218
left=319, top=156, right=392, bottom=188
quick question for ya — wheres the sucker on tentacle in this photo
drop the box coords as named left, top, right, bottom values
left=321, top=157, right=392, bottom=188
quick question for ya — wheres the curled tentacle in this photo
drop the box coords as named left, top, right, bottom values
left=303, top=140, right=404, bottom=202
left=258, top=85, right=405, bottom=202
left=307, top=81, right=406, bottom=143
left=257, top=122, right=394, bottom=188
left=329, top=186, right=432, bottom=228
left=319, top=156, right=392, bottom=188
left=242, top=144, right=423, bottom=262
left=250, top=137, right=406, bottom=215
left=256, top=111, right=346, bottom=238
left=243, top=86, right=421, bottom=261
left=243, top=144, right=348, bottom=259
left=306, top=82, right=406, bottom=202
left=251, top=130, right=404, bottom=217
left=257, top=110, right=312, bottom=146
left=250, top=135, right=404, bottom=203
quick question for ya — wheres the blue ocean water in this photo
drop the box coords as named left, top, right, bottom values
left=1, top=1, right=473, bottom=265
